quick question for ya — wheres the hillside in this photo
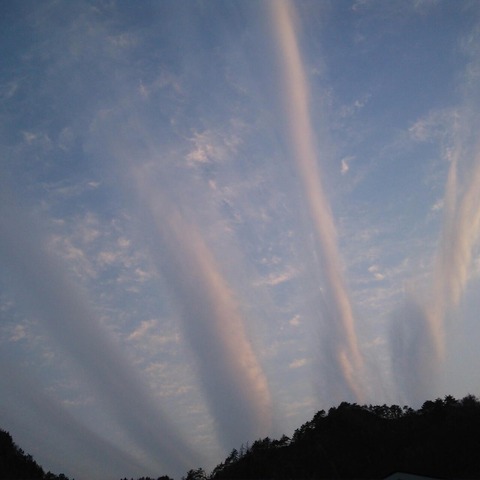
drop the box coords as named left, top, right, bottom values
left=0, top=429, right=70, bottom=480
left=207, top=395, right=480, bottom=480
left=2, top=395, right=480, bottom=480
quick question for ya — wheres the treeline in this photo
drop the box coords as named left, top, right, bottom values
left=3, top=395, right=480, bottom=480
left=0, top=429, right=71, bottom=480
left=180, top=394, right=480, bottom=480
left=120, top=477, right=172, bottom=480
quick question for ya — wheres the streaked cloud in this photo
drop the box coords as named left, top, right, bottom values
left=2, top=1, right=480, bottom=477
left=269, top=0, right=365, bottom=403
left=0, top=190, right=201, bottom=477
left=134, top=172, right=273, bottom=448
left=289, top=358, right=308, bottom=369
left=392, top=49, right=480, bottom=404
left=0, top=354, right=150, bottom=480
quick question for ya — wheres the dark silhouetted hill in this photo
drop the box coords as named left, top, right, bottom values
left=0, top=428, right=71, bottom=480
left=208, top=394, right=480, bottom=479
left=3, top=395, right=480, bottom=480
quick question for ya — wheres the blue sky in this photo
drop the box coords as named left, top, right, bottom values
left=1, top=1, right=480, bottom=479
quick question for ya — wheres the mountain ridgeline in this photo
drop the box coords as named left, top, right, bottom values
left=2, top=395, right=480, bottom=480
left=204, top=394, right=480, bottom=480
left=0, top=429, right=70, bottom=480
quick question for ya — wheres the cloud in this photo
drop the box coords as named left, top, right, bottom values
left=389, top=296, right=440, bottom=406
left=421, top=145, right=480, bottom=361
left=186, top=129, right=242, bottom=167
left=127, top=319, right=179, bottom=353
left=255, top=266, right=298, bottom=287
left=134, top=175, right=273, bottom=448
left=269, top=0, right=365, bottom=403
left=289, top=314, right=301, bottom=327
left=392, top=58, right=480, bottom=404
left=408, top=109, right=457, bottom=143
left=0, top=354, right=150, bottom=480
left=368, top=265, right=385, bottom=281
left=431, top=198, right=444, bottom=211
left=0, top=189, right=201, bottom=477
left=9, top=324, right=28, bottom=342
left=341, top=156, right=355, bottom=175
left=127, top=319, right=158, bottom=341
left=340, top=96, right=371, bottom=118
left=289, top=358, right=308, bottom=369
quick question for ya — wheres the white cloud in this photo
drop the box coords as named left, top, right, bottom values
left=341, top=156, right=354, bottom=175
left=49, top=235, right=97, bottom=279
left=58, top=127, right=74, bottom=151
left=368, top=265, right=385, bottom=281
left=127, top=319, right=157, bottom=342
left=288, top=358, right=307, bottom=369
left=431, top=198, right=444, bottom=211
left=127, top=319, right=180, bottom=354
left=289, top=314, right=301, bottom=327
left=9, top=324, right=27, bottom=342
left=87, top=181, right=101, bottom=189
left=107, top=33, right=137, bottom=49
left=365, top=336, right=386, bottom=348
left=138, top=71, right=183, bottom=99
left=339, top=95, right=371, bottom=118
left=97, top=251, right=118, bottom=265
left=408, top=109, right=457, bottom=143
left=22, top=131, right=39, bottom=144
left=134, top=267, right=154, bottom=283
left=256, top=266, right=298, bottom=287
left=186, top=127, right=242, bottom=166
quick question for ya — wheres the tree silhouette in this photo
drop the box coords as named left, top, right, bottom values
left=183, top=467, right=207, bottom=480
left=210, top=394, right=480, bottom=479
left=3, top=395, right=480, bottom=480
left=0, top=429, right=71, bottom=480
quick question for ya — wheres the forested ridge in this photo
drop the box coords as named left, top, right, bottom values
left=2, top=395, right=480, bottom=480
left=204, top=394, right=480, bottom=480
left=0, top=429, right=70, bottom=480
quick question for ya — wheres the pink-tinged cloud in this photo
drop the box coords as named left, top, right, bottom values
left=136, top=175, right=272, bottom=448
left=269, top=0, right=365, bottom=403
left=428, top=145, right=480, bottom=361
left=392, top=140, right=480, bottom=405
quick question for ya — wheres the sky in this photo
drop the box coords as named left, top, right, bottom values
left=1, top=0, right=480, bottom=478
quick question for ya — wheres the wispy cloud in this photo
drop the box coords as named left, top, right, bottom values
left=134, top=173, right=273, bottom=448
left=186, top=129, right=242, bottom=167
left=427, top=143, right=480, bottom=354
left=254, top=266, right=298, bottom=287
left=0, top=189, right=201, bottom=477
left=340, top=157, right=352, bottom=175
left=0, top=355, right=149, bottom=480
left=3, top=1, right=480, bottom=476
left=392, top=43, right=480, bottom=404
left=289, top=358, right=308, bottom=369
left=269, top=0, right=365, bottom=403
